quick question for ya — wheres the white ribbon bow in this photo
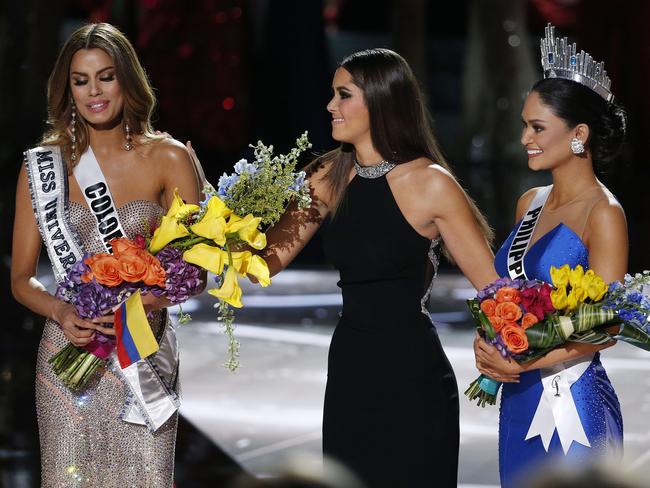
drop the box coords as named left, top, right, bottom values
left=525, top=355, right=593, bottom=454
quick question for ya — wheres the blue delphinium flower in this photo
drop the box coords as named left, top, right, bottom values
left=217, top=173, right=240, bottom=198
left=289, top=171, right=306, bottom=192
left=233, top=158, right=259, bottom=175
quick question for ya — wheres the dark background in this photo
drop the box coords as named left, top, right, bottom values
left=1, top=0, right=649, bottom=485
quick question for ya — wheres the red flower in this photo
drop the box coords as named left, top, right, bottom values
left=134, top=234, right=147, bottom=249
left=521, top=284, right=555, bottom=321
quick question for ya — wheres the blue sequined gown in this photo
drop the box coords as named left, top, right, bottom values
left=494, top=222, right=623, bottom=487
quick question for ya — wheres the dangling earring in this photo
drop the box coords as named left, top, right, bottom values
left=570, top=137, right=585, bottom=154
left=123, top=121, right=134, bottom=151
left=70, top=100, right=77, bottom=162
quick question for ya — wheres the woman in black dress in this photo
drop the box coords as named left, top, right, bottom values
left=264, top=48, right=499, bottom=487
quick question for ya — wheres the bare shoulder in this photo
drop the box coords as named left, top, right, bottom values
left=399, top=159, right=460, bottom=196
left=144, top=137, right=192, bottom=166
left=515, top=186, right=546, bottom=221
left=588, top=188, right=627, bottom=230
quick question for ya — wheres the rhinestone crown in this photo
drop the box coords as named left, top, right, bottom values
left=541, top=23, right=613, bottom=102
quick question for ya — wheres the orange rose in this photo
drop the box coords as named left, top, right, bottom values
left=142, top=253, right=167, bottom=287
left=500, top=324, right=529, bottom=354
left=488, top=315, right=506, bottom=333
left=521, top=312, right=539, bottom=329
left=495, top=301, right=523, bottom=322
left=110, top=237, right=144, bottom=257
left=117, top=252, right=149, bottom=283
left=480, top=299, right=497, bottom=316
left=495, top=286, right=522, bottom=304
left=83, top=254, right=123, bottom=286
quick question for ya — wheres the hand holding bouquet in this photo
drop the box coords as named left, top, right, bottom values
left=52, top=237, right=202, bottom=390
left=148, top=132, right=312, bottom=370
left=466, top=266, right=650, bottom=407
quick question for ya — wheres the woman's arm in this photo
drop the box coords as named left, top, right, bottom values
left=146, top=140, right=204, bottom=311
left=412, top=164, right=498, bottom=290
left=11, top=165, right=107, bottom=345
left=262, top=162, right=333, bottom=276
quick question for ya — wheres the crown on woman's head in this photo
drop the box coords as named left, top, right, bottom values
left=541, top=23, right=614, bottom=102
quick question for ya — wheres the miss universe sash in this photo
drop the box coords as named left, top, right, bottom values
left=25, top=145, right=180, bottom=433
left=24, top=146, right=82, bottom=283
left=506, top=186, right=551, bottom=279
left=507, top=185, right=592, bottom=454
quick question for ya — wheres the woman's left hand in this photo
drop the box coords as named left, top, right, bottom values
left=474, top=332, right=522, bottom=382
left=140, top=292, right=171, bottom=314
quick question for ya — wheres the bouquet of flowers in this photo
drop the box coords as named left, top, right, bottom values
left=147, top=132, right=312, bottom=370
left=52, top=237, right=202, bottom=390
left=465, top=266, right=650, bottom=407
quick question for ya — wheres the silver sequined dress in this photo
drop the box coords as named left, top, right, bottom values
left=36, top=200, right=178, bottom=488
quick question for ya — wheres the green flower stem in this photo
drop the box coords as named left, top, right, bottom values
left=218, top=300, right=240, bottom=371
left=176, top=302, right=192, bottom=325
left=49, top=344, right=103, bottom=390
left=220, top=244, right=240, bottom=371
left=173, top=236, right=210, bottom=251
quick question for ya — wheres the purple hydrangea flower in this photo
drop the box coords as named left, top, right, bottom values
left=151, top=247, right=203, bottom=304
left=72, top=281, right=120, bottom=319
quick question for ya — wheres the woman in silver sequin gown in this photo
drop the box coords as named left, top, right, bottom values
left=11, top=24, right=201, bottom=487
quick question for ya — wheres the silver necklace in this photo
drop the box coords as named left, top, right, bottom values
left=354, top=157, right=396, bottom=179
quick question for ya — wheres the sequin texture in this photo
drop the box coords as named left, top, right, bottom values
left=36, top=200, right=178, bottom=487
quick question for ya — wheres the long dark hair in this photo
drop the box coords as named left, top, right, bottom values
left=532, top=78, right=627, bottom=166
left=313, top=48, right=493, bottom=253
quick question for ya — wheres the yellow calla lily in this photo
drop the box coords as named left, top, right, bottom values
left=226, top=214, right=266, bottom=250
left=237, top=223, right=266, bottom=250
left=209, top=267, right=243, bottom=308
left=229, top=251, right=251, bottom=275
left=550, top=285, right=568, bottom=311
left=582, top=270, right=608, bottom=301
left=190, top=197, right=232, bottom=245
left=191, top=216, right=227, bottom=246
left=568, top=265, right=585, bottom=288
left=149, top=216, right=190, bottom=254
left=204, top=196, right=232, bottom=219
left=183, top=243, right=227, bottom=275
left=550, top=264, right=570, bottom=289
left=229, top=251, right=271, bottom=287
left=167, top=189, right=200, bottom=220
left=246, top=255, right=271, bottom=287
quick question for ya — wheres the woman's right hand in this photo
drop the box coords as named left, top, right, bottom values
left=473, top=332, right=521, bottom=383
left=52, top=302, right=99, bottom=347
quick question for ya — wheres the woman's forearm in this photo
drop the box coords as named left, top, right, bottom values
left=12, top=275, right=65, bottom=322
left=519, top=341, right=611, bottom=372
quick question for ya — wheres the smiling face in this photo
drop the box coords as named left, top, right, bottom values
left=69, top=48, right=124, bottom=128
left=326, top=68, right=371, bottom=146
left=520, top=90, right=584, bottom=171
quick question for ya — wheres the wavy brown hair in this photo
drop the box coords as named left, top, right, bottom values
left=41, top=23, right=161, bottom=168
left=312, top=48, right=493, bottom=258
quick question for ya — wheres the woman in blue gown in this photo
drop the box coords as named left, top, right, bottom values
left=474, top=25, right=628, bottom=487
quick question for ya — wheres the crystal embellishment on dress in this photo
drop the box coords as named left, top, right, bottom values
left=354, top=158, right=396, bottom=179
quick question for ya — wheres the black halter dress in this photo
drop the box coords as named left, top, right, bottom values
left=322, top=163, right=459, bottom=487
